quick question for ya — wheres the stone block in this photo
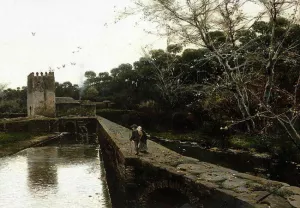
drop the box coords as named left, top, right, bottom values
left=221, top=178, right=248, bottom=189
left=260, top=194, right=293, bottom=208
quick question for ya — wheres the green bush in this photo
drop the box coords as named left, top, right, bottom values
left=57, top=105, right=95, bottom=117
left=229, top=134, right=273, bottom=153
left=96, top=109, right=156, bottom=129
left=137, top=100, right=160, bottom=114
left=0, top=100, right=25, bottom=113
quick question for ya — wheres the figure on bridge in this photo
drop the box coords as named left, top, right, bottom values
left=130, top=124, right=140, bottom=155
left=137, top=126, right=148, bottom=153
left=130, top=124, right=149, bottom=155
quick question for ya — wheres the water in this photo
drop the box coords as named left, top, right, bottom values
left=151, top=137, right=300, bottom=186
left=0, top=144, right=111, bottom=208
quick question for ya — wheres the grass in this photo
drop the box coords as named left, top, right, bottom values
left=0, top=118, right=28, bottom=124
left=229, top=135, right=254, bottom=150
left=148, top=130, right=213, bottom=142
left=228, top=134, right=271, bottom=153
left=0, top=132, right=50, bottom=157
left=0, top=117, right=57, bottom=124
left=149, top=131, right=273, bottom=154
left=0, top=132, right=46, bottom=146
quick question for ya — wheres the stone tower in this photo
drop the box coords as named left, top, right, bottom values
left=27, top=72, right=56, bottom=117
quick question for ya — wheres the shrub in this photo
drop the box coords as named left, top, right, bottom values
left=96, top=109, right=151, bottom=128
left=138, top=100, right=160, bottom=114
left=228, top=134, right=273, bottom=152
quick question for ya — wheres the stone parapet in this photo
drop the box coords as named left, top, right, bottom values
left=97, top=116, right=300, bottom=208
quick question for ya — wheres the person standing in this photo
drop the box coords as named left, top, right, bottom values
left=130, top=124, right=140, bottom=155
left=137, top=126, right=148, bottom=153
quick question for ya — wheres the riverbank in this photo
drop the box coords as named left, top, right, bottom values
left=0, top=132, right=57, bottom=157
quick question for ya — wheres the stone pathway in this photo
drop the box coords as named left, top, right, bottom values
left=97, top=116, right=300, bottom=208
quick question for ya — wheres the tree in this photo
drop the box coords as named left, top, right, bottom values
left=167, top=44, right=183, bottom=54
left=142, top=48, right=201, bottom=109
left=0, top=83, right=7, bottom=104
left=0, top=84, right=27, bottom=113
left=110, top=63, right=133, bottom=78
left=83, top=86, right=99, bottom=100
left=84, top=71, right=96, bottom=79
left=124, top=0, right=300, bottom=147
left=55, top=81, right=80, bottom=99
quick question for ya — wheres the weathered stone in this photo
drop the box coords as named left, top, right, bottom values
left=221, top=178, right=248, bottom=189
left=277, top=186, right=300, bottom=207
left=196, top=179, right=220, bottom=190
left=184, top=173, right=198, bottom=181
left=251, top=191, right=270, bottom=202
left=288, top=195, right=300, bottom=208
left=177, top=164, right=211, bottom=175
left=96, top=116, right=300, bottom=208
left=234, top=186, right=250, bottom=193
left=280, top=186, right=300, bottom=196
left=27, top=72, right=56, bottom=117
left=235, top=172, right=290, bottom=188
left=199, top=172, right=233, bottom=183
left=261, top=194, right=293, bottom=208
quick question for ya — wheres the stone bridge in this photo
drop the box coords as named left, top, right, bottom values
left=1, top=116, right=300, bottom=207
left=96, top=116, right=300, bottom=208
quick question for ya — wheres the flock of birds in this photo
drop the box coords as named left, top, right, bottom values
left=31, top=32, right=81, bottom=72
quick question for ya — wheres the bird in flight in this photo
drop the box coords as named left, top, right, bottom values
left=71, top=62, right=76, bottom=65
left=62, top=64, right=65, bottom=68
left=31, top=32, right=36, bottom=36
left=77, top=46, right=82, bottom=49
left=57, top=67, right=60, bottom=69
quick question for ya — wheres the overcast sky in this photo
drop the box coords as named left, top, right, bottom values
left=0, top=0, right=167, bottom=89
left=0, top=0, right=262, bottom=89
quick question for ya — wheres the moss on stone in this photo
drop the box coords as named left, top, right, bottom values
left=0, top=132, right=46, bottom=146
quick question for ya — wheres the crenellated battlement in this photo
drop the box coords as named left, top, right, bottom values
left=28, top=71, right=54, bottom=78
left=27, top=71, right=55, bottom=92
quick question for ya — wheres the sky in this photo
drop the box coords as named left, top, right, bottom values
left=0, top=0, right=262, bottom=89
left=0, top=0, right=167, bottom=89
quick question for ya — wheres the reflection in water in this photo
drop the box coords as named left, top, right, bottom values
left=0, top=145, right=111, bottom=208
left=27, top=147, right=58, bottom=193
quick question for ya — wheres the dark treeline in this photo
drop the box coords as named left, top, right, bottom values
left=0, top=17, right=300, bottom=163
left=0, top=82, right=81, bottom=114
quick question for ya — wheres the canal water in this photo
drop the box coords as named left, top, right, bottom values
left=151, top=137, right=300, bottom=187
left=0, top=143, right=112, bottom=208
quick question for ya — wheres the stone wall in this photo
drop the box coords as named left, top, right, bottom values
left=27, top=72, right=56, bottom=117
left=0, top=117, right=97, bottom=134
left=0, top=121, right=29, bottom=132
left=0, top=113, right=27, bottom=118
left=96, top=121, right=126, bottom=208
left=80, top=104, right=96, bottom=116
left=56, top=104, right=96, bottom=117
left=56, top=103, right=80, bottom=117
left=0, top=119, right=57, bottom=133
left=97, top=116, right=300, bottom=208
